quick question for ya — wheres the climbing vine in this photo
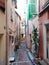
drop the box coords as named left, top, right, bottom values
left=32, top=25, right=39, bottom=57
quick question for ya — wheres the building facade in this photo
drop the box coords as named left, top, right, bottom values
left=39, top=0, right=49, bottom=59
left=15, top=11, right=21, bottom=48
left=0, top=0, right=6, bottom=65
left=26, top=0, right=39, bottom=52
left=7, top=0, right=21, bottom=64
left=7, top=0, right=17, bottom=63
left=26, top=16, right=39, bottom=51
left=20, top=19, right=25, bottom=41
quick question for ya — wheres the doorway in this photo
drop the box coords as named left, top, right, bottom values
left=0, top=34, right=3, bottom=60
left=43, top=24, right=49, bottom=59
left=46, top=25, right=49, bottom=58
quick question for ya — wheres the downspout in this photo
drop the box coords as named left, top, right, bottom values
left=39, top=0, right=40, bottom=12
left=6, top=0, right=8, bottom=65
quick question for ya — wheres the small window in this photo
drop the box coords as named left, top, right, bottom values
left=43, top=0, right=48, bottom=5
left=12, top=0, right=17, bottom=2
left=12, top=0, right=17, bottom=8
left=15, top=37, right=16, bottom=43
left=9, top=36, right=14, bottom=44
left=10, top=8, right=13, bottom=22
left=12, top=36, right=14, bottom=43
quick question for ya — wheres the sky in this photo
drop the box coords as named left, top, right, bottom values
left=16, top=0, right=27, bottom=19
left=15, top=0, right=38, bottom=20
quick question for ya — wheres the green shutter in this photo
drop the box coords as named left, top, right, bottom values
left=28, top=0, right=37, bottom=20
left=12, top=0, right=17, bottom=2
left=30, top=0, right=36, bottom=3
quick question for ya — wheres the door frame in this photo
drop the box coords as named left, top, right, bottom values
left=43, top=22, right=49, bottom=59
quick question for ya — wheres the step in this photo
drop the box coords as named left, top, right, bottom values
left=44, top=59, right=49, bottom=65
left=40, top=60, right=47, bottom=65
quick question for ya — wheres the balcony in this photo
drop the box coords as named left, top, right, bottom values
left=42, top=0, right=49, bottom=9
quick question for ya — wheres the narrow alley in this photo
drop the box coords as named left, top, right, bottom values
left=9, top=40, right=36, bottom=65
left=0, top=0, right=49, bottom=65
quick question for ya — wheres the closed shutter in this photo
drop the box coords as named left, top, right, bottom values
left=28, top=0, right=37, bottom=20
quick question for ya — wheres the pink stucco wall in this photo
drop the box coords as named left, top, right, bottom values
left=27, top=16, right=39, bottom=50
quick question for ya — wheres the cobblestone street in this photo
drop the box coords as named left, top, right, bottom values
left=14, top=40, right=33, bottom=65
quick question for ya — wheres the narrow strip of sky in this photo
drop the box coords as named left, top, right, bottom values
left=17, top=0, right=26, bottom=19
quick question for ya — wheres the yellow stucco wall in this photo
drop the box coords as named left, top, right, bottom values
left=0, top=11, right=6, bottom=33
left=0, top=10, right=6, bottom=65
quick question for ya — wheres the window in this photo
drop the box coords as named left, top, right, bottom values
left=12, top=0, right=16, bottom=2
left=42, top=0, right=49, bottom=9
left=28, top=0, right=37, bottom=20
left=12, top=0, right=17, bottom=8
left=10, top=8, right=13, bottom=22
left=43, top=0, right=48, bottom=5
left=45, top=0, right=48, bottom=2
left=12, top=36, right=14, bottom=43
left=9, top=36, right=14, bottom=44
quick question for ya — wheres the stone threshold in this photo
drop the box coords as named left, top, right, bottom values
left=44, top=59, right=49, bottom=65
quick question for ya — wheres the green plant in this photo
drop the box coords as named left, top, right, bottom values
left=32, top=25, right=39, bottom=57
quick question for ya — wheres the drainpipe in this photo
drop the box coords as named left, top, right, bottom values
left=6, top=0, right=8, bottom=65
left=39, top=0, right=40, bottom=12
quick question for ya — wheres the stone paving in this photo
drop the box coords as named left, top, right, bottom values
left=14, top=40, right=33, bottom=65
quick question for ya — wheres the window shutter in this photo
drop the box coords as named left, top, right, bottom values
left=28, top=0, right=37, bottom=20
left=12, top=0, right=17, bottom=2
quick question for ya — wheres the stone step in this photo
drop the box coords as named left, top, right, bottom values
left=40, top=60, right=47, bottom=65
left=44, top=59, right=49, bottom=65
